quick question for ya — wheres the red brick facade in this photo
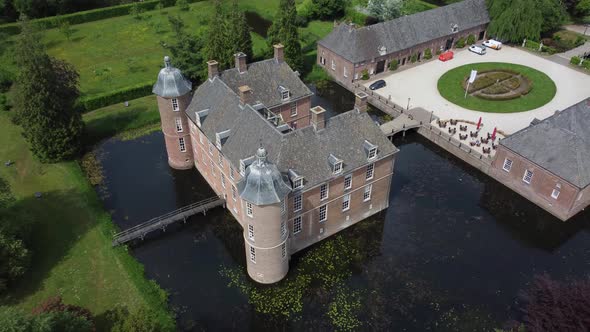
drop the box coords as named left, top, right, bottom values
left=157, top=94, right=194, bottom=170
left=269, top=96, right=312, bottom=129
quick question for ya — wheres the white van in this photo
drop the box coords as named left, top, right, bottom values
left=483, top=39, right=502, bottom=50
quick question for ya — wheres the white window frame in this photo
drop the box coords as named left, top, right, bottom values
left=249, top=246, right=256, bottom=263
left=551, top=188, right=560, bottom=199
left=343, top=66, right=348, bottom=78
left=179, top=137, right=186, bottom=152
left=280, top=219, right=286, bottom=238
left=240, top=160, right=246, bottom=176
left=171, top=98, right=179, bottom=112
left=229, top=167, right=235, bottom=180
left=294, top=194, right=302, bottom=212
left=246, top=202, right=253, bottom=217
left=232, top=185, right=237, bottom=201
left=363, top=184, right=372, bottom=202
left=320, top=183, right=329, bottom=201
left=368, top=147, right=377, bottom=160
left=522, top=169, right=533, bottom=184
left=175, top=117, right=183, bottom=132
left=342, top=194, right=351, bottom=211
left=290, top=102, right=297, bottom=117
left=210, top=160, right=216, bottom=177
left=281, top=200, right=286, bottom=215
left=248, top=224, right=255, bottom=240
left=221, top=173, right=226, bottom=188
left=344, top=174, right=352, bottom=190
left=366, top=163, right=375, bottom=180
left=502, top=158, right=513, bottom=172
left=293, top=178, right=304, bottom=190
left=293, top=216, right=302, bottom=234
left=333, top=161, right=343, bottom=175
left=281, top=242, right=286, bottom=258
left=281, top=90, right=290, bottom=100
left=208, top=143, right=214, bottom=155
left=319, top=204, right=327, bottom=222
left=331, top=59, right=336, bottom=71
left=199, top=132, right=204, bottom=144
left=218, top=152, right=223, bottom=168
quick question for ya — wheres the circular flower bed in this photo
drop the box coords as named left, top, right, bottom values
left=438, top=63, right=557, bottom=113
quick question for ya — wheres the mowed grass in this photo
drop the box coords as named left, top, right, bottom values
left=437, top=63, right=557, bottom=113
left=0, top=111, right=173, bottom=329
left=0, top=1, right=333, bottom=99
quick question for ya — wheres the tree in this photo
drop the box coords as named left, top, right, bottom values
left=0, top=306, right=94, bottom=332
left=176, top=0, right=189, bottom=11
left=107, top=305, right=171, bottom=332
left=58, top=20, right=73, bottom=40
left=367, top=0, right=403, bottom=21
left=577, top=0, right=590, bottom=16
left=0, top=231, right=29, bottom=293
left=539, top=0, right=567, bottom=34
left=268, top=0, right=303, bottom=71
left=31, top=296, right=94, bottom=329
left=13, top=20, right=84, bottom=162
left=228, top=0, right=253, bottom=62
left=204, top=0, right=230, bottom=68
left=164, top=15, right=205, bottom=83
left=310, top=0, right=346, bottom=20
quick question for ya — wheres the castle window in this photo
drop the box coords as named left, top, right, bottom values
left=451, top=24, right=459, bottom=33
left=290, top=102, right=297, bottom=117
left=171, top=98, right=179, bottom=111
left=249, top=246, right=256, bottom=263
left=503, top=158, right=513, bottom=172
left=279, top=86, right=290, bottom=100
left=179, top=137, right=186, bottom=152
left=319, top=204, right=327, bottom=222
left=331, top=59, right=336, bottom=71
left=293, top=178, right=303, bottom=189
left=343, top=66, right=348, bottom=78
left=366, top=163, right=375, bottom=180
left=232, top=185, right=237, bottom=201
left=199, top=132, right=204, bottom=144
left=175, top=118, right=183, bottom=132
left=293, top=216, right=302, bottom=234
left=221, top=173, right=226, bottom=188
left=281, top=200, right=286, bottom=215
left=333, top=161, right=342, bottom=174
left=210, top=160, right=216, bottom=177
left=240, top=156, right=255, bottom=176
left=294, top=194, right=302, bottom=212
left=523, top=169, right=534, bottom=184
left=229, top=167, right=235, bottom=180
left=248, top=224, right=255, bottom=240
left=551, top=184, right=561, bottom=199
left=342, top=194, right=351, bottom=211
left=364, top=140, right=378, bottom=160
left=363, top=184, right=372, bottom=202
left=208, top=143, right=214, bottom=155
left=368, top=147, right=377, bottom=160
left=344, top=174, right=352, bottom=190
left=281, top=242, right=286, bottom=258
left=218, top=152, right=223, bottom=168
left=281, top=219, right=286, bottom=237
left=246, top=202, right=253, bottom=217
left=329, top=154, right=343, bottom=175
left=320, top=183, right=329, bottom=201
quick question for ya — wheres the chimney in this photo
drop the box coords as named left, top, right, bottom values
left=355, top=92, right=368, bottom=112
left=235, top=52, right=247, bottom=74
left=310, top=106, right=326, bottom=131
left=207, top=60, right=219, bottom=80
left=274, top=44, right=284, bottom=63
left=238, top=85, right=253, bottom=106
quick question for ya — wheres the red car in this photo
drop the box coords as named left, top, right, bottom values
left=439, top=51, right=454, bottom=62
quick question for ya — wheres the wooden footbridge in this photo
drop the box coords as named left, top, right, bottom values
left=112, top=195, right=226, bottom=246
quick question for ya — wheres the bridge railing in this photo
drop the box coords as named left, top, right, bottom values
left=424, top=124, right=493, bottom=165
left=113, top=195, right=224, bottom=241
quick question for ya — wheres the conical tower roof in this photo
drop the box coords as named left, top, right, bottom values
left=237, top=147, right=292, bottom=205
left=153, top=56, right=192, bottom=98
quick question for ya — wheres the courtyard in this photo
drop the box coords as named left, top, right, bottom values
left=365, top=46, right=590, bottom=135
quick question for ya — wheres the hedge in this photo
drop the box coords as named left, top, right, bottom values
left=76, top=81, right=153, bottom=113
left=571, top=56, right=582, bottom=65
left=0, top=0, right=204, bottom=35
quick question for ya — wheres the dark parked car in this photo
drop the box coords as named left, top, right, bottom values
left=369, top=80, right=386, bottom=90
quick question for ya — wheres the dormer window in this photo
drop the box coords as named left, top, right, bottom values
left=215, top=129, right=231, bottom=150
left=195, top=109, right=209, bottom=128
left=451, top=24, right=459, bottom=33
left=279, top=86, right=290, bottom=100
left=289, top=169, right=304, bottom=190
left=363, top=140, right=378, bottom=161
left=328, top=154, right=343, bottom=175
left=172, top=98, right=179, bottom=111
left=378, top=45, right=387, bottom=56
left=239, top=156, right=255, bottom=176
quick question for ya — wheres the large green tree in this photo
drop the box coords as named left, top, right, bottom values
left=268, top=0, right=303, bottom=72
left=0, top=306, right=93, bottom=332
left=0, top=231, right=29, bottom=293
left=367, top=0, right=404, bottom=21
left=13, top=19, right=84, bottom=163
left=487, top=0, right=566, bottom=42
left=205, top=0, right=230, bottom=68
left=228, top=0, right=253, bottom=62
left=165, top=15, right=205, bottom=83
left=310, top=0, right=346, bottom=19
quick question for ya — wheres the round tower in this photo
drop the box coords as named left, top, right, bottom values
left=153, top=56, right=194, bottom=170
left=237, top=147, right=292, bottom=284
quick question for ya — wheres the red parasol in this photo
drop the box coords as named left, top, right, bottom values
left=477, top=117, right=482, bottom=130
left=492, top=127, right=497, bottom=140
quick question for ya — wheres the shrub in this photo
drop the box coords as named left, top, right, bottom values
left=467, top=34, right=476, bottom=45
left=436, top=48, right=442, bottom=55
left=570, top=56, right=582, bottom=65
left=361, top=69, right=369, bottom=80
left=76, top=82, right=153, bottom=113
left=455, top=37, right=466, bottom=48
left=410, top=54, right=418, bottom=63
left=176, top=0, right=190, bottom=11
left=0, top=68, right=14, bottom=93
left=388, top=60, right=398, bottom=71
left=424, top=48, right=432, bottom=60
left=583, top=59, right=590, bottom=71
left=0, top=94, right=7, bottom=112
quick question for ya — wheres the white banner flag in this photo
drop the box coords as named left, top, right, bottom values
left=469, top=70, right=478, bottom=84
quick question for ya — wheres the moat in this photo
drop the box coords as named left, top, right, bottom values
left=95, top=85, right=590, bottom=331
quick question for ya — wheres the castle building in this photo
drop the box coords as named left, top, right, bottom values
left=490, top=99, right=590, bottom=221
left=317, top=0, right=489, bottom=84
left=153, top=45, right=398, bottom=284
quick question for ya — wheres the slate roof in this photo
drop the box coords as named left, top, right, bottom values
left=500, top=98, right=590, bottom=188
left=318, top=0, right=489, bottom=63
left=153, top=56, right=192, bottom=98
left=219, top=59, right=313, bottom=109
left=237, top=147, right=292, bottom=205
left=185, top=76, right=398, bottom=192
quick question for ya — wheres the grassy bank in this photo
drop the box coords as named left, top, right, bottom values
left=0, top=111, right=174, bottom=330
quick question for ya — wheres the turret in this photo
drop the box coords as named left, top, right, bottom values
left=153, top=56, right=194, bottom=170
left=237, top=147, right=292, bottom=283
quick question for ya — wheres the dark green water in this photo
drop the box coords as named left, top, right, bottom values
left=95, top=85, right=590, bottom=331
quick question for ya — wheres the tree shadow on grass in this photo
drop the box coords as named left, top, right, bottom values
left=1, top=189, right=98, bottom=305
left=84, top=105, right=153, bottom=147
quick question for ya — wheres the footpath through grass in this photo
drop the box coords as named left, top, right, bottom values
left=0, top=110, right=174, bottom=330
left=437, top=62, right=557, bottom=113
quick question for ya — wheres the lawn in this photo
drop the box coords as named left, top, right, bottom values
left=437, top=63, right=557, bottom=113
left=0, top=110, right=174, bottom=330
left=0, top=1, right=333, bottom=100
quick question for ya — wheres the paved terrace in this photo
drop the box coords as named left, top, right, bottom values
left=365, top=46, right=590, bottom=135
